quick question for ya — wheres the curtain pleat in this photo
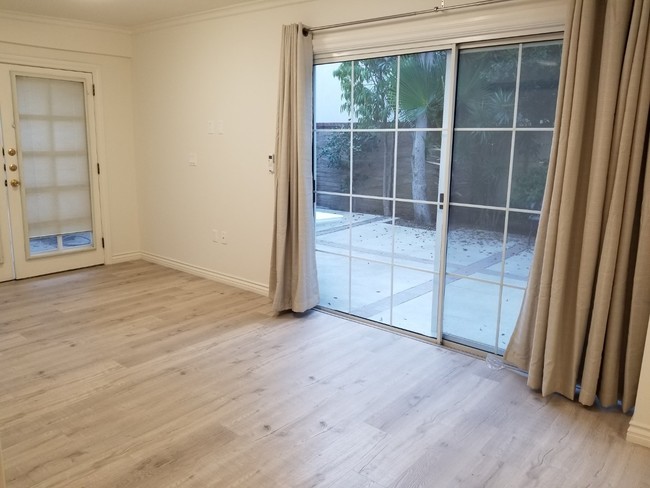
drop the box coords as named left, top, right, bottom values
left=504, top=0, right=650, bottom=412
left=0, top=437, right=5, bottom=488
left=269, top=24, right=320, bottom=313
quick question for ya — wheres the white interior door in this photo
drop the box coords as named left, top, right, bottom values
left=0, top=65, right=104, bottom=281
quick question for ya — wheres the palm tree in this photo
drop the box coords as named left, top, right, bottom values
left=330, top=53, right=448, bottom=226
left=397, top=51, right=447, bottom=226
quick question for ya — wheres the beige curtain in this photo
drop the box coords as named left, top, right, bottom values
left=505, top=0, right=650, bottom=412
left=269, top=24, right=320, bottom=313
left=0, top=437, right=5, bottom=488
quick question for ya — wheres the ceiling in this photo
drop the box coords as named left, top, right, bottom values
left=0, top=0, right=280, bottom=28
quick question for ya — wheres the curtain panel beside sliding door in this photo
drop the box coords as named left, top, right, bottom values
left=505, top=0, right=650, bottom=412
left=269, top=24, right=320, bottom=313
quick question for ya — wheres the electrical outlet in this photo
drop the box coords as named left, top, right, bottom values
left=188, top=153, right=198, bottom=166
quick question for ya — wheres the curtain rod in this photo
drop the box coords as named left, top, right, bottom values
left=303, top=0, right=514, bottom=35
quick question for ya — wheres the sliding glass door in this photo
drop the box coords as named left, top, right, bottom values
left=314, top=51, right=450, bottom=337
left=443, top=41, right=561, bottom=351
left=314, top=38, right=562, bottom=354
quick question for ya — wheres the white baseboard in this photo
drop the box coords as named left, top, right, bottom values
left=141, top=252, right=269, bottom=296
left=109, top=251, right=143, bottom=264
left=627, top=420, right=650, bottom=448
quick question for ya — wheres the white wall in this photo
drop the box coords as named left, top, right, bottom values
left=628, top=317, right=650, bottom=448
left=0, top=13, right=140, bottom=261
left=131, top=0, right=565, bottom=292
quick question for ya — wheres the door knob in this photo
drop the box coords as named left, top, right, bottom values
left=7, top=148, right=16, bottom=156
left=8, top=163, right=17, bottom=171
left=9, top=179, right=20, bottom=187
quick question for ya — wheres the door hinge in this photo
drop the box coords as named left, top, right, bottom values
left=92, top=84, right=96, bottom=96
left=97, top=163, right=100, bottom=175
left=101, top=237, right=105, bottom=248
left=439, top=192, right=445, bottom=210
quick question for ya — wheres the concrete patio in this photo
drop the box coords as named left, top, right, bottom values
left=315, top=209, right=534, bottom=353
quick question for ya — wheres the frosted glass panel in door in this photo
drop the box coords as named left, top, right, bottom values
left=15, top=76, right=93, bottom=250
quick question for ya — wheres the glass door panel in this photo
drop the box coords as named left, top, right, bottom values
left=444, top=40, right=561, bottom=353
left=0, top=65, right=104, bottom=279
left=314, top=49, right=450, bottom=339
left=16, top=76, right=94, bottom=257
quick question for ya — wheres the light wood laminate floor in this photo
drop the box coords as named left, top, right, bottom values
left=0, top=261, right=648, bottom=487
